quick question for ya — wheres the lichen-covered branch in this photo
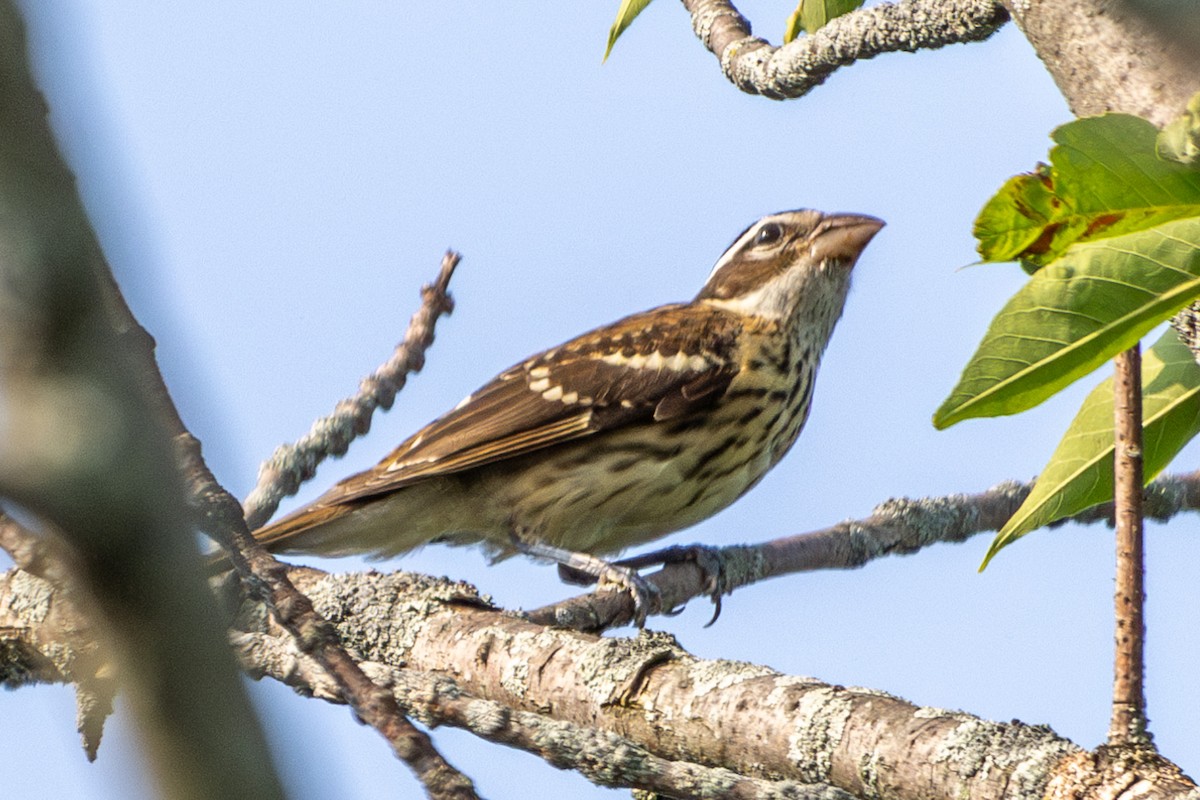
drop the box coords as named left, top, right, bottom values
left=233, top=629, right=854, bottom=800
left=240, top=568, right=1200, bottom=800
left=0, top=516, right=114, bottom=760
left=7, top=565, right=1196, bottom=800
left=241, top=251, right=459, bottom=530
left=529, top=472, right=1200, bottom=631
left=680, top=0, right=1008, bottom=99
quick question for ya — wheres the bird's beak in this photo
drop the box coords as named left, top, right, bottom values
left=809, top=213, right=885, bottom=266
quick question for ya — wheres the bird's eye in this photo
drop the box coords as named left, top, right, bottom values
left=754, top=223, right=783, bottom=246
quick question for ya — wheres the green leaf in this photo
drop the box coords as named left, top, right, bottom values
left=981, top=328, right=1200, bottom=568
left=975, top=114, right=1200, bottom=269
left=783, top=5, right=804, bottom=43
left=604, top=0, right=654, bottom=62
left=934, top=216, right=1200, bottom=429
left=785, top=0, right=864, bottom=40
left=1158, top=91, right=1200, bottom=165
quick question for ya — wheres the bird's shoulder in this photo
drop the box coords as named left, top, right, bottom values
left=323, top=302, right=745, bottom=504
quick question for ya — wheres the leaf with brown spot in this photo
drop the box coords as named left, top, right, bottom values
left=975, top=114, right=1200, bottom=271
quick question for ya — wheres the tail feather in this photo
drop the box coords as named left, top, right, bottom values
left=252, top=504, right=353, bottom=551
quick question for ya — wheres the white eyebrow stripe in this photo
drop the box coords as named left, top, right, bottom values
left=705, top=223, right=764, bottom=283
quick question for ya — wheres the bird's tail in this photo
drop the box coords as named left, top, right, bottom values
left=251, top=504, right=351, bottom=552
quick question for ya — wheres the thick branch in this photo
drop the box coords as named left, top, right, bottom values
left=1000, top=0, right=1200, bottom=127
left=7, top=565, right=1197, bottom=800
left=233, top=630, right=853, bottom=800
left=234, top=568, right=1200, bottom=800
left=680, top=0, right=1008, bottom=99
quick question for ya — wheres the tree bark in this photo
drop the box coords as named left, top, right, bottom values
left=1000, top=0, right=1200, bottom=127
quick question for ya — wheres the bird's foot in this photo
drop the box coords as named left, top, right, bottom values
left=617, top=544, right=729, bottom=626
left=592, top=562, right=661, bottom=628
left=509, top=533, right=661, bottom=626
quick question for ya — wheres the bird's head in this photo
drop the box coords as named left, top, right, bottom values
left=695, top=210, right=884, bottom=331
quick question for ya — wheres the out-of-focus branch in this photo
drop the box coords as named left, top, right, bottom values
left=0, top=4, right=285, bottom=798
left=529, top=472, right=1200, bottom=631
left=679, top=0, right=1008, bottom=99
left=241, top=251, right=458, bottom=530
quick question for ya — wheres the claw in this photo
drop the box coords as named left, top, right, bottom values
left=618, top=543, right=731, bottom=625
left=703, top=593, right=723, bottom=627
left=597, top=563, right=661, bottom=627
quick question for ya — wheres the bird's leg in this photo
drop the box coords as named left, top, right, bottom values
left=508, top=531, right=661, bottom=627
left=616, top=544, right=730, bottom=627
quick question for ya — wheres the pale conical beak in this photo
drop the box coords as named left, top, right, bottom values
left=810, top=213, right=885, bottom=266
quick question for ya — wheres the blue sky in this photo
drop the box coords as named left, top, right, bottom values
left=4, top=3, right=1197, bottom=799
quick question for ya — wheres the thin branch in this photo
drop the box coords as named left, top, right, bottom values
left=528, top=471, right=1200, bottom=631
left=679, top=0, right=1008, bottom=100
left=241, top=251, right=459, bottom=530
left=98, top=252, right=480, bottom=798
left=1109, top=347, right=1151, bottom=748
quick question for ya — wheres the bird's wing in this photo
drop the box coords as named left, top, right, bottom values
left=316, top=303, right=743, bottom=506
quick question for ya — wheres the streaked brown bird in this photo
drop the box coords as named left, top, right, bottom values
left=254, top=210, right=883, bottom=619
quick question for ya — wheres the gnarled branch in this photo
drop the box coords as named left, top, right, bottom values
left=680, top=0, right=1008, bottom=99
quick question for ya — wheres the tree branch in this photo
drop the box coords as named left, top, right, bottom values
left=0, top=514, right=114, bottom=760
left=232, top=629, right=855, bottom=800
left=528, top=472, right=1200, bottom=631
left=0, top=4, right=284, bottom=797
left=241, top=251, right=459, bottom=530
left=8, top=564, right=1198, bottom=799
left=1000, top=0, right=1200, bottom=127
left=1109, top=348, right=1150, bottom=748
left=101, top=252, right=480, bottom=798
left=679, top=0, right=1008, bottom=99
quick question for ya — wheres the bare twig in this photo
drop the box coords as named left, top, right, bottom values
left=528, top=472, right=1200, bottom=631
left=1109, top=347, right=1151, bottom=748
left=242, top=251, right=459, bottom=530
left=680, top=0, right=1008, bottom=100
left=98, top=252, right=480, bottom=798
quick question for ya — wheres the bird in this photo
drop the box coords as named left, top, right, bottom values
left=253, top=209, right=883, bottom=621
